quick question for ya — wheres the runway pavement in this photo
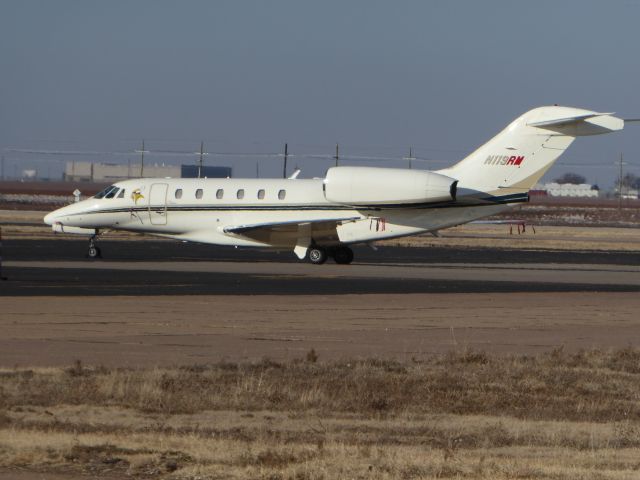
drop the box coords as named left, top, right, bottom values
left=1, top=239, right=639, bottom=295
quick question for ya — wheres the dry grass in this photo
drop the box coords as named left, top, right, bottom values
left=1, top=349, right=640, bottom=478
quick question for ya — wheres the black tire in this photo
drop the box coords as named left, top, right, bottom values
left=88, top=246, right=99, bottom=258
left=333, top=246, right=354, bottom=265
left=308, top=247, right=328, bottom=265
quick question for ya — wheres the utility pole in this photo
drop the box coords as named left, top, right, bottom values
left=197, top=141, right=205, bottom=178
left=617, top=153, right=626, bottom=210
left=333, top=143, right=339, bottom=167
left=407, top=147, right=415, bottom=169
left=282, top=143, right=288, bottom=179
left=135, top=140, right=148, bottom=177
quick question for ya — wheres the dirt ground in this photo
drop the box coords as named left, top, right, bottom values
left=1, top=292, right=639, bottom=368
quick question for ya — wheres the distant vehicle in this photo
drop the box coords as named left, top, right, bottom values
left=44, top=106, right=625, bottom=263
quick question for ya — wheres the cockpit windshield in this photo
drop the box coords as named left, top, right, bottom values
left=94, top=185, right=118, bottom=199
left=105, top=187, right=120, bottom=199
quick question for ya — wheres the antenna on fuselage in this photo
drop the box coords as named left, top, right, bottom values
left=333, top=143, right=339, bottom=167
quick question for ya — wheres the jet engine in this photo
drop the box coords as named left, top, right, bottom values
left=323, top=166, right=457, bottom=206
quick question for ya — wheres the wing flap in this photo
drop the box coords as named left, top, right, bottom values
left=224, top=216, right=360, bottom=236
left=224, top=216, right=362, bottom=248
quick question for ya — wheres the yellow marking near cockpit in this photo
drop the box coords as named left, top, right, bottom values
left=131, top=189, right=144, bottom=204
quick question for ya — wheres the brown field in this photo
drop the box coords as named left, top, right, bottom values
left=1, top=349, right=640, bottom=479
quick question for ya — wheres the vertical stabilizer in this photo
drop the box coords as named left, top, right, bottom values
left=438, top=106, right=623, bottom=195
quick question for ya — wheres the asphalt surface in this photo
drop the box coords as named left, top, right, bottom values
left=4, top=238, right=640, bottom=264
left=1, top=239, right=638, bottom=295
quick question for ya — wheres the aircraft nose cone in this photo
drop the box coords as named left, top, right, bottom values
left=43, top=212, right=57, bottom=226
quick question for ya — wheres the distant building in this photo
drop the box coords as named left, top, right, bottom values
left=615, top=187, right=639, bottom=200
left=22, top=169, right=37, bottom=180
left=541, top=182, right=599, bottom=198
left=181, top=165, right=232, bottom=178
left=64, top=162, right=231, bottom=182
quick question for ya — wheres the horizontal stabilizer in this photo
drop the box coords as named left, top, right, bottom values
left=526, top=111, right=623, bottom=135
left=527, top=112, right=614, bottom=128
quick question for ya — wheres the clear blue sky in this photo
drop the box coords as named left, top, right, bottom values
left=1, top=0, right=639, bottom=187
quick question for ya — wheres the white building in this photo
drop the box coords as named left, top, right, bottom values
left=64, top=161, right=180, bottom=182
left=617, top=188, right=639, bottom=200
left=542, top=182, right=599, bottom=198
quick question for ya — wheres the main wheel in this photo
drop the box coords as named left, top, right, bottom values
left=333, top=246, right=354, bottom=265
left=88, top=245, right=100, bottom=259
left=308, top=247, right=328, bottom=265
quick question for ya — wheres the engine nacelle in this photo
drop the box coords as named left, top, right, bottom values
left=323, top=167, right=457, bottom=206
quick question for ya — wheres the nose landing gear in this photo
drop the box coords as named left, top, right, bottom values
left=87, top=234, right=102, bottom=259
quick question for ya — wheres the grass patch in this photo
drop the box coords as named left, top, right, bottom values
left=1, top=348, right=639, bottom=479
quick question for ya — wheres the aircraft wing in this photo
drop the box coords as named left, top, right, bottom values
left=224, top=216, right=362, bottom=257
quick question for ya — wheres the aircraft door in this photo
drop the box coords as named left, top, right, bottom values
left=148, top=183, right=168, bottom=225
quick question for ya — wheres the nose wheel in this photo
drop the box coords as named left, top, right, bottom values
left=87, top=235, right=102, bottom=259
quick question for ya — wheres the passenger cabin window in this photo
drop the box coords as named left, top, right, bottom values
left=278, top=189, right=286, bottom=200
left=195, top=189, right=203, bottom=199
left=105, top=187, right=119, bottom=199
left=117, top=189, right=125, bottom=199
left=175, top=189, right=183, bottom=199
left=216, top=189, right=224, bottom=199
left=237, top=189, right=245, bottom=200
left=257, top=189, right=265, bottom=199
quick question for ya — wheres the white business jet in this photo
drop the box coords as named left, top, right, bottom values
left=44, top=106, right=625, bottom=264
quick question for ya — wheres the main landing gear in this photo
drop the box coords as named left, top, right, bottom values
left=87, top=234, right=102, bottom=259
left=307, top=246, right=354, bottom=265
